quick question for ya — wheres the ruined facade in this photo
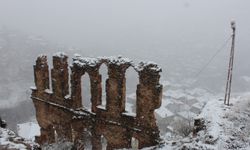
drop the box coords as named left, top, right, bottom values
left=31, top=53, right=163, bottom=149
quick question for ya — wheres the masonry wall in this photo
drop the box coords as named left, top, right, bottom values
left=31, top=53, right=163, bottom=149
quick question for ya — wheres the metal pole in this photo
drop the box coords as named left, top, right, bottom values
left=224, top=21, right=236, bottom=105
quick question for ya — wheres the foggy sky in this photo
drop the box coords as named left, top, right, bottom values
left=1, top=0, right=249, bottom=51
left=0, top=0, right=250, bottom=92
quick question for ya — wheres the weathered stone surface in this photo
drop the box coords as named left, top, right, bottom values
left=31, top=53, right=163, bottom=149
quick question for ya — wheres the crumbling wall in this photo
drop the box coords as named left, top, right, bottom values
left=31, top=53, right=163, bottom=149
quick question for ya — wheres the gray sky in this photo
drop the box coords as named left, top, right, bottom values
left=0, top=0, right=249, bottom=51
left=0, top=0, right=250, bottom=91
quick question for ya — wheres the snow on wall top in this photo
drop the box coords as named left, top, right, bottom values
left=36, top=54, right=48, bottom=66
left=37, top=54, right=47, bottom=59
left=135, top=61, right=162, bottom=72
left=53, top=52, right=67, bottom=58
left=72, top=54, right=133, bottom=68
left=72, top=54, right=161, bottom=73
left=73, top=54, right=100, bottom=67
left=99, top=55, right=132, bottom=65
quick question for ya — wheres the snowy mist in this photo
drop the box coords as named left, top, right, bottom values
left=0, top=0, right=250, bottom=132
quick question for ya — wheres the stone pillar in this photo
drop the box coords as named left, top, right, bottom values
left=136, top=62, right=162, bottom=127
left=135, top=62, right=162, bottom=148
left=88, top=69, right=102, bottom=113
left=33, top=55, right=49, bottom=92
left=51, top=53, right=69, bottom=99
left=71, top=65, right=83, bottom=108
left=33, top=55, right=53, bottom=145
left=106, top=62, right=130, bottom=118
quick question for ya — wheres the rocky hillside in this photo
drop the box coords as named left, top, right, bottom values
left=155, top=93, right=250, bottom=150
left=0, top=127, right=39, bottom=150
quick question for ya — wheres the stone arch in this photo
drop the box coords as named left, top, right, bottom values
left=70, top=65, right=85, bottom=109
left=32, top=54, right=163, bottom=149
left=81, top=72, right=91, bottom=111
left=54, top=126, right=58, bottom=142
left=82, top=128, right=92, bottom=149
left=124, top=66, right=138, bottom=116
left=101, top=135, right=108, bottom=149
left=99, top=63, right=109, bottom=109
left=85, top=66, right=102, bottom=113
left=104, top=58, right=131, bottom=117
left=131, top=137, right=139, bottom=149
left=73, top=127, right=92, bottom=150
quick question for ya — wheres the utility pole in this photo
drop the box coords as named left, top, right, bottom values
left=224, top=21, right=236, bottom=105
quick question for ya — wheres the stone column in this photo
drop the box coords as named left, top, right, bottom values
left=135, top=62, right=163, bottom=148
left=71, top=65, right=83, bottom=108
left=88, top=69, right=102, bottom=113
left=51, top=53, right=69, bottom=99
left=33, top=55, right=53, bottom=145
left=106, top=62, right=130, bottom=118
left=33, top=55, right=50, bottom=92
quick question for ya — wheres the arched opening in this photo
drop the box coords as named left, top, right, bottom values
left=54, top=128, right=58, bottom=142
left=99, top=64, right=108, bottom=109
left=47, top=55, right=53, bottom=92
left=131, top=137, right=139, bottom=149
left=82, top=128, right=92, bottom=149
left=124, top=67, right=138, bottom=116
left=101, top=135, right=107, bottom=150
left=81, top=73, right=91, bottom=111
left=74, top=128, right=92, bottom=149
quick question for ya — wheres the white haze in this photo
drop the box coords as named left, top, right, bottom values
left=1, top=0, right=250, bottom=86
left=1, top=0, right=250, bottom=91
left=0, top=0, right=250, bottom=130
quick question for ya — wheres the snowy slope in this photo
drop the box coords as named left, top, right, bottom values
left=153, top=92, right=250, bottom=150
left=17, top=122, right=40, bottom=141
left=0, top=127, right=39, bottom=150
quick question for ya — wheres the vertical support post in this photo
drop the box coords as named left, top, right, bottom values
left=34, top=55, right=50, bottom=92
left=136, top=63, right=162, bottom=128
left=88, top=69, right=102, bottom=113
left=71, top=65, right=83, bottom=108
left=51, top=52, right=69, bottom=99
left=106, top=63, right=128, bottom=118
left=224, top=21, right=236, bottom=105
left=135, top=62, right=162, bottom=148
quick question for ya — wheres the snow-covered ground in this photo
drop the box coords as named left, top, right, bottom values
left=0, top=128, right=27, bottom=150
left=17, top=122, right=40, bottom=141
left=0, top=127, right=39, bottom=150
left=155, top=92, right=250, bottom=150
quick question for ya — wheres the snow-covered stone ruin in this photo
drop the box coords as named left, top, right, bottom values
left=31, top=52, right=163, bottom=149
